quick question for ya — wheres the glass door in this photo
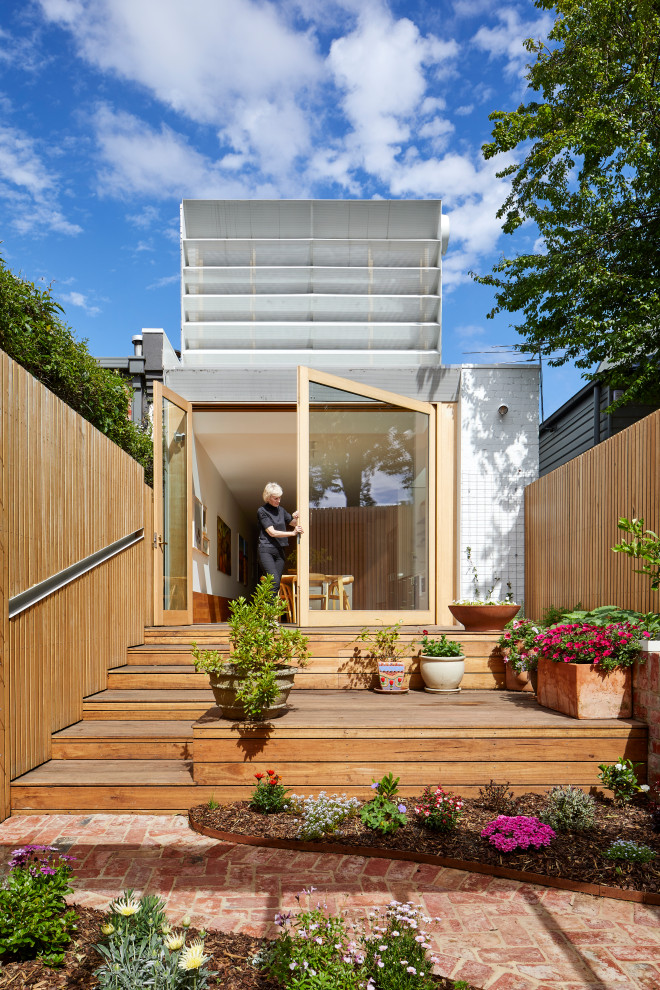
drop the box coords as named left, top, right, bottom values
left=297, top=368, right=436, bottom=626
left=153, top=383, right=193, bottom=625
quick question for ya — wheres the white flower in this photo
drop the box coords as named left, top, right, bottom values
left=178, top=939, right=209, bottom=971
left=164, top=932, right=185, bottom=951
left=640, top=784, right=650, bottom=792
left=101, top=923, right=115, bottom=935
left=111, top=895, right=140, bottom=917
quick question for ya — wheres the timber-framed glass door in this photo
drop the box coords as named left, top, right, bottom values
left=153, top=383, right=193, bottom=625
left=297, top=368, right=435, bottom=626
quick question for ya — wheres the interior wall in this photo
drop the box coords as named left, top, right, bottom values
left=192, top=432, right=256, bottom=600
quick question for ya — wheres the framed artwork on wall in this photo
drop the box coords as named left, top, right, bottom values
left=217, top=516, right=231, bottom=575
left=238, top=534, right=248, bottom=585
left=193, top=497, right=209, bottom=555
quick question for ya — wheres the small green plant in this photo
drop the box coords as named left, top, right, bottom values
left=288, top=792, right=360, bottom=840
left=264, top=891, right=441, bottom=989
left=612, top=517, right=660, bottom=591
left=453, top=983, right=471, bottom=990
left=355, top=621, right=412, bottom=663
left=359, top=772, right=408, bottom=834
left=598, top=758, right=650, bottom=804
left=498, top=618, right=541, bottom=673
left=419, top=632, right=463, bottom=657
left=95, top=891, right=211, bottom=989
left=0, top=844, right=77, bottom=966
left=457, top=545, right=503, bottom=602
left=192, top=575, right=310, bottom=720
left=603, top=840, right=656, bottom=864
left=477, top=781, right=517, bottom=814
left=104, top=890, right=169, bottom=940
left=414, top=785, right=464, bottom=832
left=207, top=794, right=219, bottom=810
left=250, top=769, right=289, bottom=813
left=541, top=785, right=596, bottom=832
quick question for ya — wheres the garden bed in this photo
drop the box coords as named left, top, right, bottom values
left=189, top=790, right=660, bottom=899
left=0, top=906, right=480, bottom=990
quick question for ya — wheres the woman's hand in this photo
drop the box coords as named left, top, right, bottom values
left=294, top=524, right=304, bottom=535
left=291, top=510, right=300, bottom=520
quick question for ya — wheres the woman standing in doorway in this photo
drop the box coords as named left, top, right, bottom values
left=257, top=483, right=303, bottom=598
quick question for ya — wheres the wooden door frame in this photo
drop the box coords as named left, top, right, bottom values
left=153, top=382, right=193, bottom=626
left=297, top=366, right=437, bottom=626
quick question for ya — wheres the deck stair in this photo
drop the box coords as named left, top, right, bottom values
left=9, top=624, right=649, bottom=815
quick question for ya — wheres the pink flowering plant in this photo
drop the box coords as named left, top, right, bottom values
left=533, top=621, right=648, bottom=671
left=481, top=815, right=556, bottom=853
left=265, top=891, right=441, bottom=989
left=498, top=618, right=541, bottom=673
left=0, top=845, right=77, bottom=966
left=414, top=785, right=464, bottom=833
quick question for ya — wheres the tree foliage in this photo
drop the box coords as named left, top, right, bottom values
left=0, top=256, right=153, bottom=483
left=474, top=0, right=660, bottom=408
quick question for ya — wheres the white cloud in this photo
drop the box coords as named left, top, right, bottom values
left=38, top=0, right=322, bottom=179
left=147, top=273, right=178, bottom=290
left=0, top=122, right=82, bottom=235
left=126, top=204, right=160, bottom=228
left=60, top=289, right=100, bottom=315
left=327, top=9, right=458, bottom=178
left=472, top=7, right=552, bottom=77
left=93, top=105, right=279, bottom=199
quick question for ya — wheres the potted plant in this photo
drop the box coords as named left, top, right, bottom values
left=191, top=575, right=310, bottom=721
left=535, top=621, right=650, bottom=719
left=499, top=618, right=541, bottom=692
left=419, top=631, right=465, bottom=693
left=355, top=622, right=413, bottom=692
left=448, top=547, right=520, bottom=632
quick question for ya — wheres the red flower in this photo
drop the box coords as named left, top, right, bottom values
left=267, top=769, right=275, bottom=776
left=255, top=772, right=265, bottom=780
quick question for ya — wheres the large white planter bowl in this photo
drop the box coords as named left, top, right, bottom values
left=420, top=654, right=466, bottom=693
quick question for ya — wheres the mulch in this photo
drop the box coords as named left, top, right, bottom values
left=190, top=790, right=660, bottom=894
left=0, top=906, right=477, bottom=990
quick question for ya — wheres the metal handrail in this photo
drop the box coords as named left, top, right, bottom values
left=8, top=529, right=144, bottom=619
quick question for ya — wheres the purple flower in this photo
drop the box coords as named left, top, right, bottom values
left=398, top=804, right=407, bottom=813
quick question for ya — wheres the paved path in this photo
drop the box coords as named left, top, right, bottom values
left=1, top=814, right=659, bottom=990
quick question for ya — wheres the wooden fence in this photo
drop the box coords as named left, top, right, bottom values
left=525, top=408, right=660, bottom=619
left=0, top=352, right=153, bottom=822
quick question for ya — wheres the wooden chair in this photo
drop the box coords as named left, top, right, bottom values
left=327, top=574, right=354, bottom=610
left=308, top=573, right=329, bottom=610
left=279, top=574, right=297, bottom=623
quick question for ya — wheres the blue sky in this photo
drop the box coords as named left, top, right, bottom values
left=0, top=0, right=585, bottom=417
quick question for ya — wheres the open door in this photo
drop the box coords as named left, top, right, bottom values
left=153, top=383, right=193, bottom=625
left=297, top=368, right=436, bottom=626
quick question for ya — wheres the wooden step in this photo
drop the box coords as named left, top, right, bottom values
left=83, top=689, right=216, bottom=720
left=51, top=720, right=195, bottom=760
left=11, top=759, right=203, bottom=813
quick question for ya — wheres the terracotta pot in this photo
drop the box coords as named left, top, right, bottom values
left=505, top=664, right=535, bottom=692
left=208, top=664, right=296, bottom=720
left=420, top=654, right=465, bottom=693
left=536, top=656, right=632, bottom=719
left=448, top=603, right=520, bottom=632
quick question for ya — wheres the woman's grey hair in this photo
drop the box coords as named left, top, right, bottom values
left=263, top=482, right=283, bottom=502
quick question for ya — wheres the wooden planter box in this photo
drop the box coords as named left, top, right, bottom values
left=536, top=656, right=632, bottom=719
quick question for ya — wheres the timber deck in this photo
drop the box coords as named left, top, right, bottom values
left=11, top=689, right=647, bottom=814
left=7, top=623, right=649, bottom=814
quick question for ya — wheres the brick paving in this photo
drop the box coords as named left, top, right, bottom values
left=1, top=813, right=659, bottom=989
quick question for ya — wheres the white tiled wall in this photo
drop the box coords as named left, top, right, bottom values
left=459, top=365, right=539, bottom=604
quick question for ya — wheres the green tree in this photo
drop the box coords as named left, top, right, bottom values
left=474, top=0, right=660, bottom=408
left=0, top=256, right=153, bottom=483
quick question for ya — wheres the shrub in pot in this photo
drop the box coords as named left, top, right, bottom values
left=419, top=631, right=465, bottom=693
left=191, top=575, right=310, bottom=721
left=448, top=547, right=520, bottom=631
left=355, top=622, right=412, bottom=692
left=534, top=621, right=650, bottom=719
